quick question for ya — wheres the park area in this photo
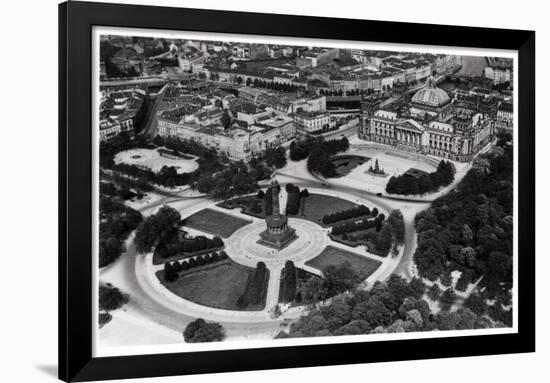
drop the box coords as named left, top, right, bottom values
left=306, top=246, right=381, bottom=278
left=330, top=155, right=370, bottom=177
left=328, top=143, right=438, bottom=194
left=183, top=209, right=252, bottom=238
left=156, top=260, right=267, bottom=311
left=221, top=192, right=360, bottom=225
left=114, top=147, right=199, bottom=174
left=296, top=193, right=359, bottom=223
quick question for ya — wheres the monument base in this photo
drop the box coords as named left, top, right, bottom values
left=257, top=228, right=298, bottom=250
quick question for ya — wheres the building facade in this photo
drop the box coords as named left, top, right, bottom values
left=294, top=110, right=331, bottom=133
left=157, top=108, right=296, bottom=161
left=363, top=82, right=495, bottom=162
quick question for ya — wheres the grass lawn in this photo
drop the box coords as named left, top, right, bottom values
left=157, top=260, right=267, bottom=311
left=306, top=246, right=381, bottom=278
left=184, top=209, right=252, bottom=238
left=331, top=155, right=370, bottom=177
left=295, top=194, right=358, bottom=224
left=220, top=193, right=360, bottom=227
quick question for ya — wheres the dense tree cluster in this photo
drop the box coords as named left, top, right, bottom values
left=280, top=261, right=298, bottom=303
left=250, top=78, right=306, bottom=93
left=134, top=206, right=181, bottom=254
left=102, top=135, right=278, bottom=196
left=414, top=139, right=513, bottom=309
left=318, top=88, right=377, bottom=97
left=334, top=210, right=405, bottom=257
left=386, top=160, right=455, bottom=195
left=322, top=205, right=372, bottom=225
left=163, top=251, right=229, bottom=282
left=306, top=137, right=350, bottom=178
left=285, top=183, right=303, bottom=215
left=99, top=312, right=112, bottom=327
left=237, top=262, right=269, bottom=309
left=262, top=146, right=287, bottom=169
left=279, top=274, right=504, bottom=339
left=99, top=197, right=143, bottom=267
left=156, top=228, right=224, bottom=259
left=100, top=177, right=153, bottom=201
left=196, top=161, right=260, bottom=200
left=99, top=133, right=148, bottom=168
left=331, top=216, right=383, bottom=236
left=113, top=162, right=193, bottom=189
left=152, top=136, right=222, bottom=171
left=183, top=318, right=225, bottom=343
left=289, top=136, right=323, bottom=161
left=99, top=284, right=128, bottom=312
left=101, top=135, right=225, bottom=189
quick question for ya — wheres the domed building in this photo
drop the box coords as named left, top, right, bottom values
left=363, top=76, right=495, bottom=162
left=409, top=78, right=452, bottom=118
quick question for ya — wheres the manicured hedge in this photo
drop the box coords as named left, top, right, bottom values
left=237, top=262, right=268, bottom=309
left=163, top=250, right=232, bottom=282
left=331, top=216, right=383, bottom=235
left=285, top=184, right=302, bottom=215
left=156, top=230, right=224, bottom=259
left=322, top=205, right=371, bottom=225
left=280, top=260, right=297, bottom=303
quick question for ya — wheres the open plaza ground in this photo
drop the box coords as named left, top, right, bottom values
left=328, top=143, right=438, bottom=195
left=183, top=208, right=253, bottom=238
left=305, top=245, right=382, bottom=278
left=114, top=147, right=199, bottom=174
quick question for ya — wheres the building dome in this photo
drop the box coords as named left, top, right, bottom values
left=411, top=86, right=450, bottom=107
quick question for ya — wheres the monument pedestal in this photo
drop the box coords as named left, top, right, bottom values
left=257, top=180, right=299, bottom=250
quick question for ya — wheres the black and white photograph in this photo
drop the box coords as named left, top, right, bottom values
left=2, top=0, right=546, bottom=382
left=95, top=28, right=517, bottom=356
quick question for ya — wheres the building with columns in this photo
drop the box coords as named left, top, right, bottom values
left=363, top=80, right=495, bottom=162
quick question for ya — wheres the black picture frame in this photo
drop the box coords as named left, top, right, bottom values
left=59, top=1, right=535, bottom=381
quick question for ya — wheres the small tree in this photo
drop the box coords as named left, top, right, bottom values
left=428, top=283, right=441, bottom=301
left=183, top=318, right=225, bottom=343
left=99, top=284, right=128, bottom=312
left=440, top=288, right=457, bottom=311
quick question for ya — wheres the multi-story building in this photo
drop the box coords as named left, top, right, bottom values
left=296, top=48, right=339, bottom=68
left=409, top=82, right=452, bottom=118
left=363, top=81, right=495, bottom=162
left=99, top=88, right=147, bottom=142
left=294, top=110, right=330, bottom=134
left=157, top=107, right=296, bottom=161
left=484, top=66, right=512, bottom=85
left=177, top=52, right=207, bottom=72
left=496, top=102, right=513, bottom=131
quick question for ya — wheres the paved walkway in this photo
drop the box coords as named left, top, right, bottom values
left=135, top=185, right=398, bottom=324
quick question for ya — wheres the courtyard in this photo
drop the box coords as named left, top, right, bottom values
left=114, top=147, right=199, bottom=174
left=328, top=142, right=439, bottom=195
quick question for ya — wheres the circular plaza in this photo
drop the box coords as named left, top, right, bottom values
left=135, top=185, right=398, bottom=324
left=225, top=218, right=329, bottom=269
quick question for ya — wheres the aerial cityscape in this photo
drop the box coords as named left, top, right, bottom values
left=97, top=33, right=514, bottom=350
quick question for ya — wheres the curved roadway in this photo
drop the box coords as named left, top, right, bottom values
left=100, top=153, right=431, bottom=343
